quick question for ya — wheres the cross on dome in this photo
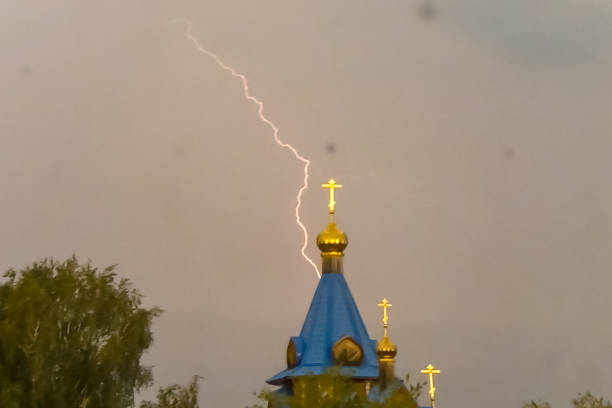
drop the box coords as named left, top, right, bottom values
left=322, top=179, right=342, bottom=214
left=377, top=298, right=392, bottom=337
left=421, top=363, right=441, bottom=407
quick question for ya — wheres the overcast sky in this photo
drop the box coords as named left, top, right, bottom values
left=1, top=1, right=612, bottom=407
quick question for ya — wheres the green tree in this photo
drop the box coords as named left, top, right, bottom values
left=0, top=256, right=161, bottom=408
left=139, top=376, right=201, bottom=408
left=572, top=393, right=612, bottom=408
left=251, top=369, right=419, bottom=408
left=404, top=374, right=426, bottom=402
left=522, top=392, right=612, bottom=408
left=523, top=400, right=552, bottom=408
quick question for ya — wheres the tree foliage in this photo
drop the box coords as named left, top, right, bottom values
left=251, top=369, right=420, bottom=408
left=524, top=400, right=552, bottom=408
left=139, top=376, right=201, bottom=408
left=572, top=393, right=612, bottom=408
left=403, top=374, right=426, bottom=401
left=523, top=392, right=612, bottom=408
left=0, top=256, right=161, bottom=408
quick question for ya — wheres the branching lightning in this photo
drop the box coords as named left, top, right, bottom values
left=169, top=18, right=321, bottom=278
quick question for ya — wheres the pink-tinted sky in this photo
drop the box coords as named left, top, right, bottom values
left=1, top=1, right=612, bottom=407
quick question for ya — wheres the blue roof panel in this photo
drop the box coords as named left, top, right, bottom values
left=267, top=273, right=379, bottom=385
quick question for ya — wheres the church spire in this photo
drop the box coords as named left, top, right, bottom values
left=316, top=179, right=348, bottom=274
left=267, top=180, right=379, bottom=386
left=376, top=298, right=397, bottom=390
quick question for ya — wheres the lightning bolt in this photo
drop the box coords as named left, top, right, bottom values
left=169, top=18, right=321, bottom=279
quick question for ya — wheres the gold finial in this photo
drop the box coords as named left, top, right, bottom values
left=420, top=364, right=441, bottom=408
left=377, top=298, right=392, bottom=337
left=322, top=179, right=342, bottom=214
left=376, top=298, right=397, bottom=389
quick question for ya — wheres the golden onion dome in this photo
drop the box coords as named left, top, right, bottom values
left=376, top=336, right=397, bottom=359
left=316, top=222, right=348, bottom=255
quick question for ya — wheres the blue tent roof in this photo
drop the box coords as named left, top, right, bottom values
left=267, top=273, right=379, bottom=385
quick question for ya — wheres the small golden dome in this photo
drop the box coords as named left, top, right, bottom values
left=377, top=336, right=397, bottom=359
left=316, top=222, right=348, bottom=255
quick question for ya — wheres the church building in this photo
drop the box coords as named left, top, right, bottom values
left=266, top=179, right=437, bottom=407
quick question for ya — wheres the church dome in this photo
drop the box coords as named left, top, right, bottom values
left=316, top=222, right=348, bottom=255
left=376, top=336, right=397, bottom=359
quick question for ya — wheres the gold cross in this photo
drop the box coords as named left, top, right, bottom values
left=420, top=364, right=441, bottom=405
left=322, top=179, right=342, bottom=214
left=377, top=298, right=392, bottom=337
